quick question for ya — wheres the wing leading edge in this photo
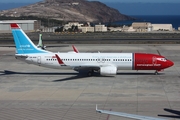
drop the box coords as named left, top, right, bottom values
left=96, top=105, right=167, bottom=120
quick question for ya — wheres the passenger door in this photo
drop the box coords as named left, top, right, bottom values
left=37, top=56, right=41, bottom=64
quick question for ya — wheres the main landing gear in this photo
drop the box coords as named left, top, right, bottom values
left=87, top=70, right=94, bottom=76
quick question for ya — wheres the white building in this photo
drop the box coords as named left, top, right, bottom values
left=132, top=22, right=151, bottom=29
left=95, top=24, right=107, bottom=32
left=151, top=24, right=173, bottom=31
left=42, top=27, right=55, bottom=32
left=0, top=20, right=40, bottom=33
left=108, top=27, right=122, bottom=32
left=63, top=22, right=83, bottom=31
left=132, top=22, right=151, bottom=32
left=127, top=26, right=136, bottom=32
left=79, top=27, right=94, bottom=33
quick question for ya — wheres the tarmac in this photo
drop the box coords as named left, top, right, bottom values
left=0, top=44, right=179, bottom=120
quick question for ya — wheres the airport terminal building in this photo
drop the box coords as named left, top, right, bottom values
left=132, top=22, right=173, bottom=32
left=0, top=20, right=41, bottom=33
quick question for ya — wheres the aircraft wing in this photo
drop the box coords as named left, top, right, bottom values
left=96, top=105, right=167, bottom=120
left=73, top=65, right=99, bottom=72
left=73, top=64, right=116, bottom=71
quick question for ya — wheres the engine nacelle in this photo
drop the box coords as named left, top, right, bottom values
left=100, top=66, right=117, bottom=76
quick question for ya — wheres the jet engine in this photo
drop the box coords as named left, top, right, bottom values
left=100, top=66, right=117, bottom=76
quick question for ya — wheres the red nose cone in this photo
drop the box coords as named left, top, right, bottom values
left=161, top=60, right=174, bottom=69
left=168, top=60, right=174, bottom=67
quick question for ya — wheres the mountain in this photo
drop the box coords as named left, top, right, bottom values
left=0, top=0, right=132, bottom=23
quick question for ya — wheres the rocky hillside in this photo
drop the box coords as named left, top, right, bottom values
left=0, top=0, right=132, bottom=22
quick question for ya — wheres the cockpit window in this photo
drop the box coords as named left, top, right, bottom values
left=157, top=58, right=167, bottom=61
left=161, top=58, right=167, bottom=61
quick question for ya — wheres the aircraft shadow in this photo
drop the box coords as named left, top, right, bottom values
left=0, top=70, right=114, bottom=82
left=0, top=70, right=164, bottom=76
left=158, top=108, right=180, bottom=119
left=52, top=75, right=88, bottom=82
left=0, top=70, right=164, bottom=82
left=52, top=75, right=115, bottom=82
left=52, top=71, right=116, bottom=82
left=0, top=70, right=77, bottom=76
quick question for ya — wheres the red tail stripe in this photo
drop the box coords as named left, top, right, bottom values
left=55, top=54, right=64, bottom=64
left=11, top=23, right=20, bottom=29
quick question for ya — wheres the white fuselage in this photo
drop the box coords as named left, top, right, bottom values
left=16, top=53, right=133, bottom=70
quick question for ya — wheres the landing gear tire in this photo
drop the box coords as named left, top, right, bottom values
left=154, top=71, right=159, bottom=75
left=88, top=72, right=92, bottom=76
left=87, top=70, right=94, bottom=77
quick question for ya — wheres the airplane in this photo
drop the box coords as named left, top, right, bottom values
left=96, top=105, right=167, bottom=120
left=10, top=23, right=174, bottom=76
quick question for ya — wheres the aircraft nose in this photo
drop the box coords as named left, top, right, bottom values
left=168, top=60, right=174, bottom=67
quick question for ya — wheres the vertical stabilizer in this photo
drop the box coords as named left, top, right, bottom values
left=10, top=23, right=48, bottom=54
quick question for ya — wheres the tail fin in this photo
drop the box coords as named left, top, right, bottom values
left=10, top=23, right=48, bottom=54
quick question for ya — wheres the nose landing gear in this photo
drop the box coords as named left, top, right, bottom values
left=154, top=70, right=159, bottom=75
left=155, top=69, right=164, bottom=75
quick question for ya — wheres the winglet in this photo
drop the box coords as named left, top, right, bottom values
left=96, top=104, right=102, bottom=113
left=72, top=45, right=79, bottom=53
left=37, top=34, right=43, bottom=48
